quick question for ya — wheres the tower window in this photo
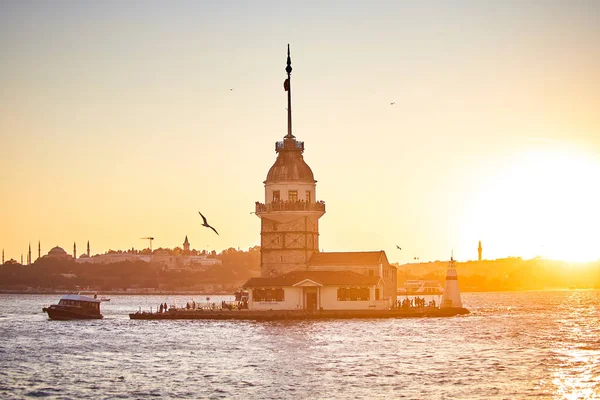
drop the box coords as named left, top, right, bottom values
left=288, top=190, right=298, bottom=202
left=273, top=190, right=280, bottom=202
left=306, top=191, right=311, bottom=203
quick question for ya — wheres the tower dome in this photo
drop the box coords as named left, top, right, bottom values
left=266, top=139, right=315, bottom=183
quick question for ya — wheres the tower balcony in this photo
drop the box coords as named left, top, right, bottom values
left=255, top=200, right=325, bottom=214
left=276, top=140, right=304, bottom=152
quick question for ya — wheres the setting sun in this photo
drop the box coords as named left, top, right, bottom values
left=462, top=144, right=600, bottom=262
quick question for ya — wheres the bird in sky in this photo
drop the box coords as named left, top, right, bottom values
left=396, top=245, right=402, bottom=250
left=198, top=212, right=219, bottom=235
left=229, top=88, right=234, bottom=91
left=390, top=102, right=396, bottom=105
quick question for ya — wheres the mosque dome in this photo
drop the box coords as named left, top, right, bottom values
left=266, top=139, right=315, bottom=183
left=48, top=246, right=67, bottom=258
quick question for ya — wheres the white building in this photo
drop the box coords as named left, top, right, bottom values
left=244, top=270, right=386, bottom=311
left=75, top=236, right=222, bottom=269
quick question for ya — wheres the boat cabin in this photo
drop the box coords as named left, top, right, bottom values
left=58, top=294, right=101, bottom=312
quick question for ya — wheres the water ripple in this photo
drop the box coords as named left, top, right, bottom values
left=1, top=292, right=600, bottom=398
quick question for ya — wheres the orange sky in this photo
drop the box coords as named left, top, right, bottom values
left=1, top=2, right=599, bottom=263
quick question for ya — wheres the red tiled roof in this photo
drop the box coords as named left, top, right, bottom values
left=309, top=251, right=388, bottom=266
left=243, top=270, right=380, bottom=288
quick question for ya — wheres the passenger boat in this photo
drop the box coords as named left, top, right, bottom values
left=42, top=293, right=103, bottom=320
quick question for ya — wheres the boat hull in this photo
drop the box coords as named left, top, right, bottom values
left=43, top=305, right=103, bottom=320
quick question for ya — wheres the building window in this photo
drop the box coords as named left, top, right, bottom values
left=305, top=191, right=311, bottom=203
left=253, top=288, right=284, bottom=302
left=375, top=288, right=380, bottom=300
left=336, top=287, right=370, bottom=301
left=288, top=190, right=298, bottom=202
left=273, top=190, right=280, bottom=202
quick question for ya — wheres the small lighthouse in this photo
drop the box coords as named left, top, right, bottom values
left=440, top=254, right=464, bottom=309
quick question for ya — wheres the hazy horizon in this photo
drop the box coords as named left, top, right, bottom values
left=1, top=1, right=599, bottom=264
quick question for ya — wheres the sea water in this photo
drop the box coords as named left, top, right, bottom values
left=1, top=291, right=599, bottom=399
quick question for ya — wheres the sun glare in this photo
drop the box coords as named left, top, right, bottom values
left=462, top=145, right=600, bottom=263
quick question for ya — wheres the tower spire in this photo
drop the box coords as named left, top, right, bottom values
left=284, top=44, right=294, bottom=139
left=28, top=243, right=31, bottom=265
left=38, top=240, right=41, bottom=260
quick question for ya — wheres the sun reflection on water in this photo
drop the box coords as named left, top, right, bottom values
left=547, top=292, right=600, bottom=399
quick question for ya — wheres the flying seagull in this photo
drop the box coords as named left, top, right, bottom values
left=390, top=102, right=396, bottom=105
left=396, top=245, right=402, bottom=250
left=198, top=212, right=219, bottom=235
left=229, top=88, right=234, bottom=91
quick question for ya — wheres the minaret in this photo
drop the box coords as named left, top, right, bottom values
left=38, top=241, right=41, bottom=260
left=87, top=240, right=90, bottom=257
left=478, top=240, right=482, bottom=262
left=28, top=243, right=31, bottom=265
left=21, top=254, right=23, bottom=265
left=255, top=45, right=326, bottom=277
left=73, top=242, right=77, bottom=259
left=183, top=236, right=190, bottom=252
left=2, top=249, right=4, bottom=264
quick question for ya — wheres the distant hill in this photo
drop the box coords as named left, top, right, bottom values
left=0, top=247, right=261, bottom=293
left=395, top=257, right=600, bottom=292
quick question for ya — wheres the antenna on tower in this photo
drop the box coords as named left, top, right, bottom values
left=284, top=44, right=294, bottom=139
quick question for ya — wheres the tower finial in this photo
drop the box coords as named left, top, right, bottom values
left=286, top=44, right=292, bottom=74
left=284, top=44, right=294, bottom=139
